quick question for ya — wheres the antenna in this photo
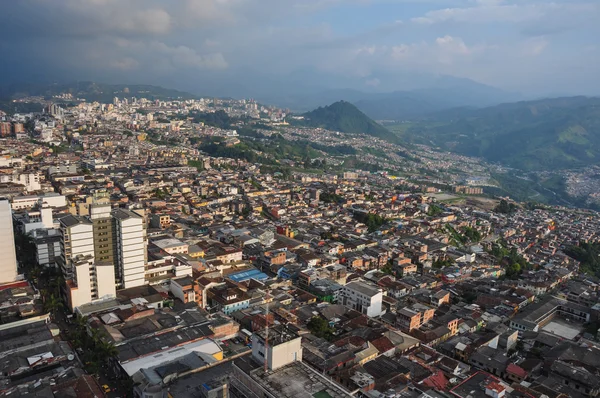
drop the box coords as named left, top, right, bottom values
left=264, top=287, right=270, bottom=372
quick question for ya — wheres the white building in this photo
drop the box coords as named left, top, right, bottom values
left=0, top=171, right=41, bottom=192
left=20, top=206, right=54, bottom=234
left=66, top=255, right=116, bottom=310
left=32, top=228, right=62, bottom=267
left=145, top=255, right=192, bottom=285
left=251, top=325, right=303, bottom=371
left=339, top=281, right=384, bottom=317
left=152, top=237, right=188, bottom=255
left=113, top=209, right=146, bottom=289
left=11, top=193, right=66, bottom=210
left=58, top=215, right=95, bottom=280
left=0, top=200, right=18, bottom=284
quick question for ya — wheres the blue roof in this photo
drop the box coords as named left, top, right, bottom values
left=228, top=268, right=268, bottom=282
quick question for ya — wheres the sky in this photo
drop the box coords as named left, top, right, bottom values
left=1, top=0, right=599, bottom=98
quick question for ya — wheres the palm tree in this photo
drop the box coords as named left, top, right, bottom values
left=30, top=266, right=42, bottom=283
left=49, top=275, right=65, bottom=297
left=98, top=340, right=118, bottom=361
left=43, top=294, right=63, bottom=317
left=74, top=314, right=88, bottom=329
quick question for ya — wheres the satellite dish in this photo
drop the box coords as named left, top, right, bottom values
left=67, top=354, right=75, bottom=361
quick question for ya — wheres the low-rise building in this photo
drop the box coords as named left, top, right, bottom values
left=339, top=281, right=383, bottom=317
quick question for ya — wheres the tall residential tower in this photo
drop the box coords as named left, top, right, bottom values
left=0, top=199, right=18, bottom=284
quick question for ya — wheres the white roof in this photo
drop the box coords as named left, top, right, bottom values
left=101, top=312, right=121, bottom=325
left=120, top=338, right=222, bottom=376
left=27, top=352, right=53, bottom=365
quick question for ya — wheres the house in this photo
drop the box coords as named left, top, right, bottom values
left=209, top=282, right=251, bottom=315
left=170, top=276, right=201, bottom=306
left=397, top=303, right=435, bottom=332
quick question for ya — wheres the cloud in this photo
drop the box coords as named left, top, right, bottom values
left=151, top=42, right=228, bottom=70
left=436, top=35, right=471, bottom=55
left=0, top=0, right=599, bottom=96
left=522, top=37, right=548, bottom=57
left=411, top=1, right=598, bottom=27
left=412, top=3, right=548, bottom=24
left=109, top=57, right=140, bottom=70
left=365, top=78, right=381, bottom=87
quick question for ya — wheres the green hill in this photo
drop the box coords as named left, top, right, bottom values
left=2, top=81, right=197, bottom=103
left=403, top=96, right=600, bottom=170
left=300, top=101, right=398, bottom=143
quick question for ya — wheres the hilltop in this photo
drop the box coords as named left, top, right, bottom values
left=0, top=81, right=197, bottom=103
left=300, top=101, right=398, bottom=143
left=401, top=96, right=600, bottom=170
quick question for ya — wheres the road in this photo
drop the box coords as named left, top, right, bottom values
left=53, top=308, right=128, bottom=397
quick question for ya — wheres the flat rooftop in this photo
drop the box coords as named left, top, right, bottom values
left=541, top=319, right=583, bottom=340
left=238, top=358, right=352, bottom=398
left=168, top=361, right=233, bottom=397
left=255, top=325, right=300, bottom=346
left=153, top=238, right=187, bottom=249
left=344, top=281, right=380, bottom=297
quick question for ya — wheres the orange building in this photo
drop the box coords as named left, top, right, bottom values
left=397, top=304, right=435, bottom=332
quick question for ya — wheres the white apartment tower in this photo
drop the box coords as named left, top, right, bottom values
left=58, top=214, right=117, bottom=310
left=58, top=215, right=95, bottom=280
left=67, top=255, right=116, bottom=310
left=0, top=200, right=18, bottom=284
left=112, top=209, right=146, bottom=289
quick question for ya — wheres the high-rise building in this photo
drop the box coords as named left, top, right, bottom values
left=13, top=123, right=24, bottom=134
left=112, top=209, right=146, bottom=289
left=89, top=200, right=114, bottom=264
left=58, top=199, right=147, bottom=308
left=48, top=103, right=64, bottom=118
left=0, top=122, right=11, bottom=137
left=66, top=255, right=116, bottom=310
left=0, top=199, right=18, bottom=284
left=32, top=229, right=62, bottom=268
left=58, top=215, right=94, bottom=281
left=58, top=214, right=118, bottom=311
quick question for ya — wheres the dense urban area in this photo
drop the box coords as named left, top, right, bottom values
left=1, top=91, right=600, bottom=398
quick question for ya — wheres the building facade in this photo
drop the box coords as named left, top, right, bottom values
left=339, top=281, right=384, bottom=317
left=0, top=200, right=18, bottom=284
left=113, top=209, right=146, bottom=289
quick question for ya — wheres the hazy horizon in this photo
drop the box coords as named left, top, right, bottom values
left=1, top=0, right=599, bottom=99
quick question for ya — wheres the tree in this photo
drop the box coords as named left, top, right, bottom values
left=462, top=226, right=482, bottom=242
left=433, top=258, right=454, bottom=269
left=321, top=192, right=343, bottom=204
left=44, top=294, right=63, bottom=316
left=96, top=340, right=119, bottom=363
left=494, top=199, right=517, bottom=214
left=381, top=261, right=394, bottom=276
left=307, top=316, right=335, bottom=340
left=427, top=204, right=444, bottom=217
left=565, top=241, right=600, bottom=277
left=506, top=263, right=522, bottom=279
left=353, top=212, right=386, bottom=233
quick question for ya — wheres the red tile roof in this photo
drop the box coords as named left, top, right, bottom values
left=422, top=371, right=449, bottom=390
left=507, top=363, right=528, bottom=378
left=371, top=336, right=395, bottom=353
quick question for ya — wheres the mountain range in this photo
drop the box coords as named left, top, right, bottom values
left=400, top=96, right=600, bottom=170
left=253, top=75, right=521, bottom=117
left=297, top=96, right=600, bottom=172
